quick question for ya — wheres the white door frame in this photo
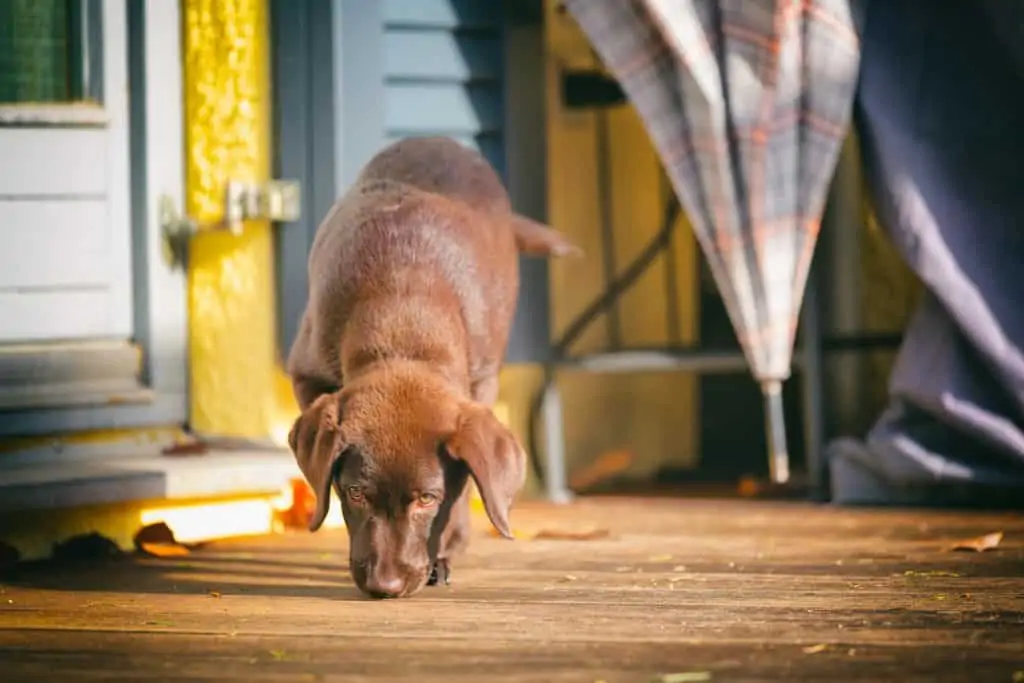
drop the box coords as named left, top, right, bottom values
left=0, top=0, right=187, bottom=439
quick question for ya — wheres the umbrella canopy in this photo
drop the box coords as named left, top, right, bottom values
left=565, top=0, right=865, bottom=483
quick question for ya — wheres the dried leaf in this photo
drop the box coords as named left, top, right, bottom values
left=139, top=542, right=190, bottom=558
left=568, top=449, right=635, bottom=491
left=948, top=531, right=1003, bottom=553
left=651, top=673, right=712, bottom=683
left=269, top=649, right=289, bottom=661
left=208, top=590, right=222, bottom=598
left=530, top=528, right=610, bottom=541
left=161, top=438, right=209, bottom=456
left=802, top=644, right=828, bottom=654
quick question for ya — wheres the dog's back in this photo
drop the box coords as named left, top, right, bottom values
left=287, top=136, right=579, bottom=409
left=356, top=136, right=511, bottom=216
left=288, top=138, right=519, bottom=403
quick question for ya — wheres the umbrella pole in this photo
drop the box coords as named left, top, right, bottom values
left=762, top=380, right=791, bottom=484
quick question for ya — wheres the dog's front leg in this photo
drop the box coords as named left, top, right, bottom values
left=429, top=486, right=471, bottom=586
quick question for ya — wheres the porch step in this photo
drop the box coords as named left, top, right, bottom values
left=0, top=340, right=147, bottom=411
left=0, top=449, right=301, bottom=512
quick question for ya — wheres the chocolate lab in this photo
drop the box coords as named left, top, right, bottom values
left=286, top=136, right=579, bottom=599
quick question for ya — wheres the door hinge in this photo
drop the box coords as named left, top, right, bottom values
left=160, top=179, right=302, bottom=269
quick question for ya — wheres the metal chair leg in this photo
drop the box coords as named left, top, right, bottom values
left=540, top=381, right=575, bottom=504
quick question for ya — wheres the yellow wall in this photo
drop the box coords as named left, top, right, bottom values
left=497, top=0, right=701, bottom=492
left=183, top=0, right=298, bottom=442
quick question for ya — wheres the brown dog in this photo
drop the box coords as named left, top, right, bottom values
left=286, top=136, right=578, bottom=599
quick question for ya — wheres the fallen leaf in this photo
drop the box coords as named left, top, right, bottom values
left=208, top=590, right=222, bottom=598
left=161, top=437, right=209, bottom=456
left=529, top=528, right=610, bottom=541
left=948, top=531, right=1003, bottom=553
left=568, top=448, right=635, bottom=491
left=558, top=574, right=578, bottom=583
left=139, top=542, right=190, bottom=558
left=145, top=620, right=174, bottom=627
left=269, top=649, right=289, bottom=661
left=652, top=673, right=712, bottom=683
left=802, top=644, right=829, bottom=654
left=53, top=533, right=122, bottom=562
left=932, top=594, right=948, bottom=601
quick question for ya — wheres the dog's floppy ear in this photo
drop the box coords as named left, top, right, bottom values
left=444, top=404, right=527, bottom=539
left=288, top=392, right=348, bottom=532
left=509, top=213, right=583, bottom=258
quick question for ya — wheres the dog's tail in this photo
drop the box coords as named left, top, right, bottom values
left=510, top=214, right=583, bottom=258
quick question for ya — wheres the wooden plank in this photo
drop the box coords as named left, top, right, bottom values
left=384, top=30, right=503, bottom=82
left=0, top=200, right=110, bottom=288
left=385, top=82, right=502, bottom=135
left=0, top=498, right=1022, bottom=682
left=0, top=128, right=108, bottom=196
left=383, top=0, right=502, bottom=30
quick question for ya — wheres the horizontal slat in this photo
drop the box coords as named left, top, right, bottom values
left=0, top=128, right=108, bottom=196
left=386, top=82, right=503, bottom=135
left=0, top=104, right=109, bottom=127
left=0, top=338, right=147, bottom=410
left=0, top=383, right=152, bottom=411
left=0, top=340, right=140, bottom=386
left=0, top=200, right=110, bottom=288
left=0, top=289, right=124, bottom=342
left=384, top=133, right=507, bottom=176
left=384, top=30, right=503, bottom=81
left=384, top=0, right=502, bottom=29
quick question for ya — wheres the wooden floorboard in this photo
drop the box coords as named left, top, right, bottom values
left=1, top=497, right=1022, bottom=682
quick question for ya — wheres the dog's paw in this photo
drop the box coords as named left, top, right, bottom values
left=427, top=558, right=451, bottom=587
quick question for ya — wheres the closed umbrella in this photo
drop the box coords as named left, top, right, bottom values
left=565, top=0, right=865, bottom=483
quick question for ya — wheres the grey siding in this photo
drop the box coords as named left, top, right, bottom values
left=274, top=0, right=551, bottom=363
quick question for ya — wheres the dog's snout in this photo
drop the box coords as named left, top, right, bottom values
left=365, top=568, right=407, bottom=599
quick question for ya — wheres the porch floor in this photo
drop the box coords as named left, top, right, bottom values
left=1, top=497, right=1022, bottom=682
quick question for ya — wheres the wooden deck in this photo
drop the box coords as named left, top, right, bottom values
left=1, top=497, right=1022, bottom=682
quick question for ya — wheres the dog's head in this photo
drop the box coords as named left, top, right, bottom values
left=287, top=372, right=525, bottom=599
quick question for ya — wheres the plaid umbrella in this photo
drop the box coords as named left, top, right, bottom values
left=565, top=0, right=865, bottom=483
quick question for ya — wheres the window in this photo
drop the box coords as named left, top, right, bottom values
left=0, top=0, right=102, bottom=105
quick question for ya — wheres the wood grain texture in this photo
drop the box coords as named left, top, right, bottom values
left=1, top=497, right=1022, bottom=682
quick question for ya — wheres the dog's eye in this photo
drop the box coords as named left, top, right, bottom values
left=416, top=492, right=439, bottom=507
left=346, top=486, right=365, bottom=502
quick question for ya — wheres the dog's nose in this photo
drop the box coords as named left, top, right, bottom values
left=365, top=572, right=406, bottom=599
